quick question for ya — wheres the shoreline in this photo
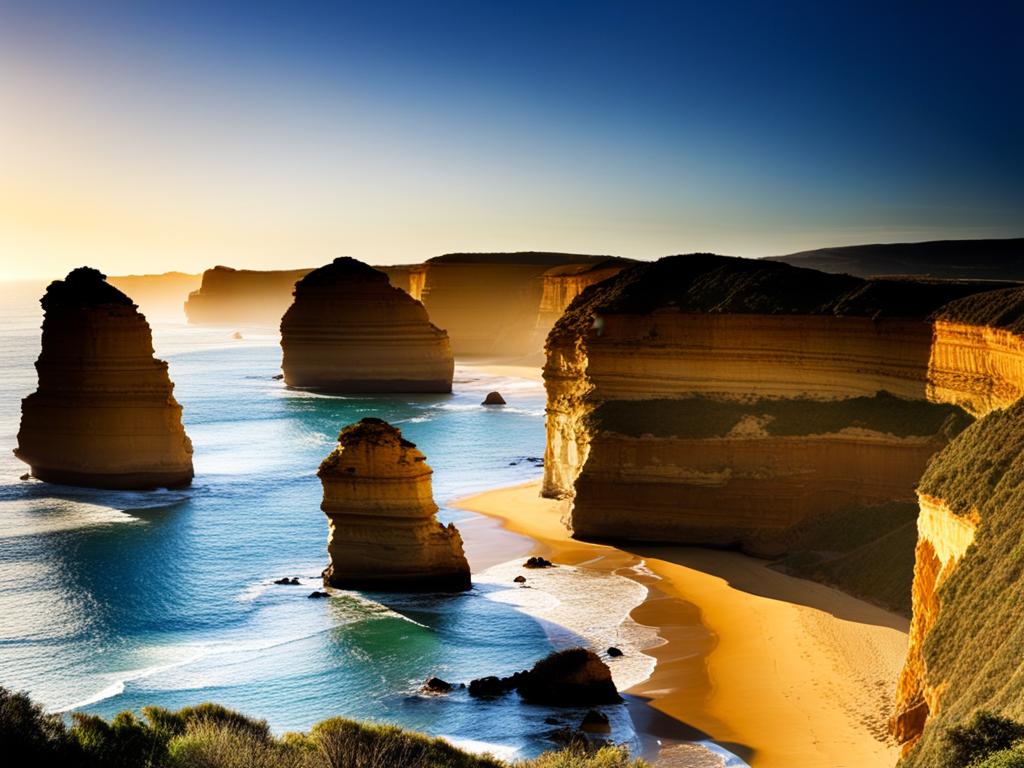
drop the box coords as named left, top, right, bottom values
left=453, top=480, right=909, bottom=768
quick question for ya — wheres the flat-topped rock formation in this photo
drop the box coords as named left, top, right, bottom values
left=279, top=257, right=453, bottom=392
left=536, top=254, right=1024, bottom=762
left=107, top=272, right=201, bottom=320
left=184, top=266, right=313, bottom=324
left=318, top=418, right=470, bottom=591
left=542, top=254, right=1008, bottom=611
left=419, top=252, right=618, bottom=356
left=15, top=267, right=194, bottom=489
left=771, top=237, right=1024, bottom=280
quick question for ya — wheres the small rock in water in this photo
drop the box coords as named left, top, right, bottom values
left=274, top=577, right=300, bottom=585
left=307, top=590, right=329, bottom=599
left=481, top=391, right=506, bottom=406
left=513, top=575, right=527, bottom=584
left=422, top=677, right=453, bottom=694
left=272, top=374, right=284, bottom=380
left=543, top=716, right=562, bottom=725
left=580, top=710, right=611, bottom=734
left=468, top=676, right=513, bottom=698
left=19, top=473, right=30, bottom=481
left=606, top=647, right=623, bottom=658
left=230, top=331, right=243, bottom=340
left=524, top=556, right=554, bottom=569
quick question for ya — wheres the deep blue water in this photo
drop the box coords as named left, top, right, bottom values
left=0, top=283, right=643, bottom=759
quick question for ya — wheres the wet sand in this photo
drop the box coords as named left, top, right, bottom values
left=454, top=480, right=909, bottom=768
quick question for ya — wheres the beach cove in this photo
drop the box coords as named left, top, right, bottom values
left=456, top=479, right=910, bottom=768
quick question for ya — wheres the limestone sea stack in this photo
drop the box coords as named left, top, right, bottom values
left=15, top=267, right=193, bottom=489
left=319, top=418, right=470, bottom=591
left=280, top=258, right=454, bottom=393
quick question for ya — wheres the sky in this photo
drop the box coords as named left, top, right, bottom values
left=1, top=0, right=1022, bottom=280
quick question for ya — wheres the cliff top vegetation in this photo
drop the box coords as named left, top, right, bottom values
left=902, top=399, right=1024, bottom=766
left=932, top=286, right=1024, bottom=335
left=551, top=254, right=1007, bottom=341
left=428, top=252, right=615, bottom=266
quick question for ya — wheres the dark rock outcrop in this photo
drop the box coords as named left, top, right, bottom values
left=468, top=647, right=620, bottom=706
left=482, top=391, right=506, bottom=405
left=15, top=267, right=194, bottom=489
left=281, top=258, right=454, bottom=393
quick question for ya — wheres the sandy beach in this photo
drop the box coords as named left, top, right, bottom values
left=454, top=480, right=910, bottom=768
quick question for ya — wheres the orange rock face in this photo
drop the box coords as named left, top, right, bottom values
left=280, top=258, right=454, bottom=393
left=185, top=266, right=313, bottom=324
left=15, top=267, right=194, bottom=489
left=318, top=418, right=470, bottom=591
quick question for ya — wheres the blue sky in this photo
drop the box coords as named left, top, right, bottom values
left=2, top=0, right=1021, bottom=277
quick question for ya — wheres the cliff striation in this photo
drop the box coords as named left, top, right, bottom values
left=279, top=257, right=453, bottom=392
left=534, top=258, right=635, bottom=345
left=15, top=267, right=194, bottom=489
left=419, top=252, right=617, bottom=356
left=318, top=418, right=470, bottom=591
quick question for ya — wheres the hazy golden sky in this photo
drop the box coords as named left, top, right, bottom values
left=3, top=3, right=1021, bottom=280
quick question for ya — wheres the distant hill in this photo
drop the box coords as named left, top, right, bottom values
left=771, top=238, right=1024, bottom=280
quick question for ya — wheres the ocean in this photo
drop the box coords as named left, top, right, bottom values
left=0, top=281, right=659, bottom=761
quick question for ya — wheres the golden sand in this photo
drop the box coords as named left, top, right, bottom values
left=454, top=480, right=909, bottom=768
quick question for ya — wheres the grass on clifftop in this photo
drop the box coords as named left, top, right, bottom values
left=0, top=689, right=647, bottom=768
left=901, top=399, right=1024, bottom=767
left=591, top=392, right=972, bottom=441
left=550, top=253, right=1005, bottom=343
left=932, top=285, right=1024, bottom=335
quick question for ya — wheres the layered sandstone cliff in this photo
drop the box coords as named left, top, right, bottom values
left=419, top=252, right=616, bottom=356
left=893, top=400, right=1024, bottom=766
left=534, top=258, right=635, bottom=345
left=280, top=257, right=453, bottom=392
left=15, top=267, right=194, bottom=489
left=319, top=418, right=470, bottom=591
left=184, top=266, right=313, bottom=324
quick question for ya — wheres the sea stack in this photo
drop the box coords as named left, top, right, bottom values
left=280, top=257, right=454, bottom=392
left=15, top=267, right=194, bottom=489
left=318, top=418, right=470, bottom=591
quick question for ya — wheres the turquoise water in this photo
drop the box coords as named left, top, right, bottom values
left=0, top=283, right=645, bottom=759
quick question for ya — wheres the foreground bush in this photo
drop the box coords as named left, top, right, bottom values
left=0, top=686, right=647, bottom=768
left=941, top=710, right=1024, bottom=768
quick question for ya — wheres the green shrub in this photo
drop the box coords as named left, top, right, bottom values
left=941, top=711, right=1024, bottom=768
left=71, top=710, right=168, bottom=768
left=300, top=717, right=503, bottom=768
left=519, top=744, right=647, bottom=768
left=166, top=719, right=298, bottom=768
left=0, top=687, right=77, bottom=761
left=974, top=748, right=1024, bottom=768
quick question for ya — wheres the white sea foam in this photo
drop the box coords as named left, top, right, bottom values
left=474, top=559, right=661, bottom=692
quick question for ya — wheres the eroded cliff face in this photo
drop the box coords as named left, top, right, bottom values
left=280, top=258, right=453, bottom=393
left=892, top=495, right=977, bottom=749
left=420, top=252, right=616, bottom=356
left=927, top=320, right=1024, bottom=416
left=184, top=266, right=313, bottom=324
left=15, top=267, right=194, bottom=489
left=534, top=259, right=634, bottom=346
left=544, top=312, right=940, bottom=499
left=319, top=418, right=470, bottom=591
